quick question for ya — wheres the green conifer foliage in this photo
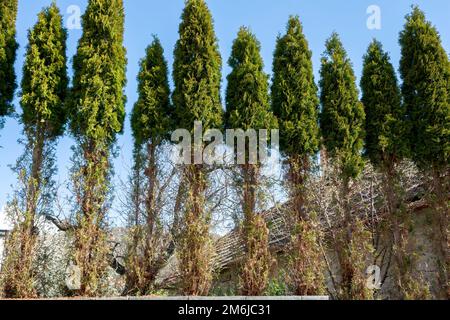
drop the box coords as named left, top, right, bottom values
left=226, top=27, right=276, bottom=131
left=320, top=33, right=365, bottom=181
left=126, top=36, right=171, bottom=295
left=399, top=7, right=450, bottom=298
left=21, top=5, right=68, bottom=139
left=271, top=16, right=324, bottom=295
left=399, top=7, right=450, bottom=170
left=361, top=40, right=405, bottom=167
left=0, top=0, right=18, bottom=122
left=0, top=3, right=68, bottom=298
left=272, top=16, right=320, bottom=159
left=173, top=0, right=223, bottom=132
left=68, top=0, right=127, bottom=297
left=319, top=33, right=372, bottom=299
left=226, top=27, right=276, bottom=296
left=131, top=36, right=171, bottom=146
left=70, top=0, right=126, bottom=143
left=172, top=0, right=222, bottom=296
left=361, top=40, right=425, bottom=299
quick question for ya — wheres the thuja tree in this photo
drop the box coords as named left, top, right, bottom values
left=68, top=0, right=126, bottom=297
left=226, top=27, right=277, bottom=296
left=399, top=7, right=450, bottom=298
left=271, top=16, right=325, bottom=295
left=172, top=0, right=223, bottom=296
left=360, top=40, right=428, bottom=299
left=0, top=0, right=18, bottom=127
left=126, top=36, right=172, bottom=295
left=319, top=33, right=373, bottom=299
left=0, top=3, right=68, bottom=298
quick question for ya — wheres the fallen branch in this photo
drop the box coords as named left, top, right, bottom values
left=43, top=215, right=77, bottom=232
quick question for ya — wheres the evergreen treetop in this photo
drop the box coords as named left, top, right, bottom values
left=21, top=3, right=68, bottom=138
left=131, top=36, right=171, bottom=146
left=271, top=16, right=320, bottom=158
left=69, top=0, right=127, bottom=144
left=399, top=6, right=450, bottom=169
left=172, top=0, right=223, bottom=132
left=0, top=0, right=19, bottom=119
left=226, top=27, right=277, bottom=131
left=319, top=32, right=365, bottom=179
left=361, top=39, right=406, bottom=168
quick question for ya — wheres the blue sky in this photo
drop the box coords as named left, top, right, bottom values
left=0, top=0, right=449, bottom=222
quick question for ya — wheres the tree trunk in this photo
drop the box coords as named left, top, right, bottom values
left=26, top=127, right=45, bottom=227
left=287, top=155, right=325, bottom=296
left=145, top=142, right=157, bottom=238
left=432, top=167, right=449, bottom=299
left=240, top=163, right=271, bottom=296
left=381, top=161, right=412, bottom=299
left=179, top=163, right=213, bottom=296
left=242, top=163, right=258, bottom=223
left=73, top=139, right=109, bottom=297
left=1, top=126, right=46, bottom=298
left=337, top=176, right=354, bottom=298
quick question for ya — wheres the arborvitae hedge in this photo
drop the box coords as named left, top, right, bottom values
left=226, top=26, right=275, bottom=296
left=172, top=0, right=223, bottom=132
left=272, top=16, right=320, bottom=159
left=1, top=3, right=68, bottom=299
left=126, top=36, right=171, bottom=295
left=131, top=36, right=171, bottom=145
left=319, top=32, right=365, bottom=180
left=399, top=6, right=450, bottom=299
left=172, top=0, right=222, bottom=296
left=319, top=33, right=371, bottom=300
left=0, top=0, right=18, bottom=120
left=70, top=0, right=127, bottom=144
left=271, top=16, right=325, bottom=296
left=21, top=3, right=68, bottom=138
left=361, top=39, right=429, bottom=299
left=361, top=39, right=405, bottom=167
left=226, top=27, right=276, bottom=131
left=68, top=0, right=127, bottom=297
left=399, top=6, right=450, bottom=170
